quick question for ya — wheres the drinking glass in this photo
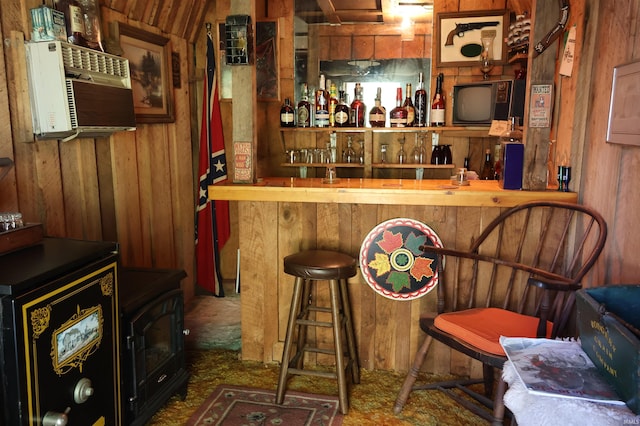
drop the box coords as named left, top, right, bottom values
left=380, top=144, right=388, bottom=163
left=431, top=145, right=442, bottom=165
left=343, top=136, right=357, bottom=163
left=397, top=138, right=407, bottom=164
left=442, top=145, right=453, bottom=164
left=411, top=135, right=427, bottom=164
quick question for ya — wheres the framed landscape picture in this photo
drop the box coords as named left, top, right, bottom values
left=115, top=22, right=175, bottom=123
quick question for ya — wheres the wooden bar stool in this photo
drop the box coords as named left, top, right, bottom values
left=275, top=249, right=360, bottom=414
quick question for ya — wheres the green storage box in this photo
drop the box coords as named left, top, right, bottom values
left=576, top=285, right=640, bottom=414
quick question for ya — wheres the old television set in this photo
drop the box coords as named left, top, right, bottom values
left=452, top=79, right=526, bottom=126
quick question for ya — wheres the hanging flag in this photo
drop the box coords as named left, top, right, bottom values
left=196, top=26, right=231, bottom=297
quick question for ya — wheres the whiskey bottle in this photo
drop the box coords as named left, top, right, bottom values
left=328, top=82, right=338, bottom=127
left=297, top=83, right=311, bottom=128
left=480, top=149, right=494, bottom=180
left=430, top=73, right=445, bottom=127
left=389, top=87, right=407, bottom=128
left=54, top=0, right=88, bottom=47
left=280, top=98, right=295, bottom=127
left=315, top=75, right=330, bottom=128
left=414, top=72, right=428, bottom=127
left=334, top=85, right=350, bottom=127
left=369, top=87, right=386, bottom=127
left=403, top=83, right=416, bottom=127
left=350, top=83, right=366, bottom=127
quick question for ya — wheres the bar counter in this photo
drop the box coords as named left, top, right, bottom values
left=211, top=177, right=577, bottom=206
left=209, top=178, right=577, bottom=374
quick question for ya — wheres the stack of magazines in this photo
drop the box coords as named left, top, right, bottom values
left=500, top=336, right=624, bottom=405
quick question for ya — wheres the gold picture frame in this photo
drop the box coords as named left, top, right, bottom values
left=115, top=22, right=175, bottom=123
left=436, top=10, right=509, bottom=67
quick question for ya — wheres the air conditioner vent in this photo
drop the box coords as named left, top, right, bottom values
left=60, top=43, right=130, bottom=86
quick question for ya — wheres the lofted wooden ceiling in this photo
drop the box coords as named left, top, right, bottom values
left=295, top=0, right=433, bottom=24
left=102, top=0, right=208, bottom=42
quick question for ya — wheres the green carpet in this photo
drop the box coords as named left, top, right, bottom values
left=147, top=349, right=489, bottom=425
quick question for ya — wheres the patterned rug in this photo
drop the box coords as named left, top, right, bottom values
left=186, top=384, right=344, bottom=425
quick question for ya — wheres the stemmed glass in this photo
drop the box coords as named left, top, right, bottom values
left=411, top=135, right=427, bottom=164
left=397, top=137, right=407, bottom=164
left=343, top=136, right=357, bottom=163
left=479, top=32, right=495, bottom=80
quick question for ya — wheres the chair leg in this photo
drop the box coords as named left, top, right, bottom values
left=339, top=278, right=360, bottom=384
left=483, top=363, right=495, bottom=398
left=276, top=277, right=305, bottom=405
left=329, top=279, right=349, bottom=414
left=393, top=335, right=433, bottom=414
left=491, top=373, right=507, bottom=426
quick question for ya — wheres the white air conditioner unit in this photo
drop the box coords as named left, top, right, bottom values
left=25, top=41, right=136, bottom=140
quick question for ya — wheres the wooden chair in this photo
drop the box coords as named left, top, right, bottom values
left=393, top=201, right=607, bottom=425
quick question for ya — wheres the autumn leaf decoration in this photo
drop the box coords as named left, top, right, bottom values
left=367, top=229, right=436, bottom=293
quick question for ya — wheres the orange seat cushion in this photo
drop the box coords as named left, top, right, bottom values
left=433, top=307, right=553, bottom=356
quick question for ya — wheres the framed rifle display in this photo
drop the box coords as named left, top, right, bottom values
left=436, top=10, right=509, bottom=67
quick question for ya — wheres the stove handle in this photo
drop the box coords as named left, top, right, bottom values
left=42, top=407, right=70, bottom=426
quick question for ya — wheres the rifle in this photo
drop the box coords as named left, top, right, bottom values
left=445, top=21, right=499, bottom=46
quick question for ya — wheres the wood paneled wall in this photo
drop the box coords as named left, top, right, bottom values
left=579, top=0, right=640, bottom=285
left=0, top=0, right=210, bottom=303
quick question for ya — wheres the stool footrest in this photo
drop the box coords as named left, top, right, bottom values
left=296, top=319, right=334, bottom=327
left=301, top=346, right=336, bottom=356
left=287, top=368, right=337, bottom=379
left=307, top=306, right=332, bottom=314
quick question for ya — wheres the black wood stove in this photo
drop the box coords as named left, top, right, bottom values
left=119, top=268, right=189, bottom=426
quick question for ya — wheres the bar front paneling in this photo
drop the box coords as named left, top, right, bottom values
left=221, top=178, right=577, bottom=375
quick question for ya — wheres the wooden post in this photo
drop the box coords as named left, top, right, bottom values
left=523, top=0, right=562, bottom=190
left=231, top=0, right=257, bottom=183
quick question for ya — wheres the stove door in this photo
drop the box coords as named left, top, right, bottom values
left=10, top=255, right=121, bottom=425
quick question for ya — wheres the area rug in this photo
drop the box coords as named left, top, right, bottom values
left=186, top=384, right=343, bottom=425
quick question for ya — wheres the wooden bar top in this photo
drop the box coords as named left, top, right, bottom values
left=210, top=178, right=577, bottom=207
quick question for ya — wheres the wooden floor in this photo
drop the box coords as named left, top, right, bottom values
left=184, top=281, right=241, bottom=351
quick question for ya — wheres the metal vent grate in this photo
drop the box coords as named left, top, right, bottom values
left=61, top=43, right=129, bottom=80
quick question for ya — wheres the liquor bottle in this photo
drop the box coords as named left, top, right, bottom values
left=315, top=75, right=330, bottom=128
left=430, top=73, right=445, bottom=127
left=350, top=83, right=366, bottom=127
left=280, top=98, right=295, bottom=127
left=334, top=85, right=350, bottom=127
left=328, top=82, right=338, bottom=127
left=297, top=83, right=311, bottom=128
left=389, top=87, right=407, bottom=128
left=54, top=0, right=88, bottom=47
left=493, top=142, right=502, bottom=180
left=414, top=72, right=428, bottom=127
left=78, top=0, right=104, bottom=51
left=480, top=149, right=495, bottom=180
left=403, top=83, right=416, bottom=127
left=369, top=87, right=386, bottom=127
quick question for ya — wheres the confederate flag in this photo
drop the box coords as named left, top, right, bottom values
left=195, top=28, right=230, bottom=296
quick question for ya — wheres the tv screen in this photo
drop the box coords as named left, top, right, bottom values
left=453, top=85, right=493, bottom=124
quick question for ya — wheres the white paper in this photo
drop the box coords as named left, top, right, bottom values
left=559, top=25, right=577, bottom=77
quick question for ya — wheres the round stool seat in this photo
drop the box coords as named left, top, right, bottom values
left=284, top=250, right=357, bottom=280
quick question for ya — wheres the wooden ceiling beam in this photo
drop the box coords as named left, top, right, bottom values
left=317, top=0, right=341, bottom=24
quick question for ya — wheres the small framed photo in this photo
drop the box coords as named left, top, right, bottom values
left=436, top=10, right=509, bottom=67
left=115, top=22, right=174, bottom=123
left=606, top=60, right=640, bottom=146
